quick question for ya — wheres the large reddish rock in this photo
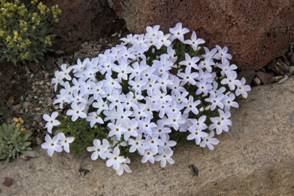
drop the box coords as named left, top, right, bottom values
left=113, top=0, right=294, bottom=70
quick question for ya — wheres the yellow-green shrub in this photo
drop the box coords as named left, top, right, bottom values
left=0, top=0, right=61, bottom=64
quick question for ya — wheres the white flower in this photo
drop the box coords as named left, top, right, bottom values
left=155, top=148, right=175, bottom=167
left=196, top=81, right=213, bottom=95
left=187, top=128, right=208, bottom=145
left=43, top=112, right=60, bottom=133
left=165, top=112, right=186, bottom=130
left=57, top=132, right=75, bottom=153
left=66, top=103, right=87, bottom=121
left=218, top=59, right=238, bottom=77
left=221, top=74, right=239, bottom=91
left=177, top=66, right=198, bottom=85
left=104, top=76, right=122, bottom=91
left=203, top=47, right=218, bottom=60
left=184, top=96, right=201, bottom=115
left=108, top=123, right=126, bottom=140
left=72, top=58, right=87, bottom=73
left=209, top=110, right=232, bottom=134
left=223, top=93, right=239, bottom=109
left=112, top=58, right=132, bottom=81
left=91, top=81, right=106, bottom=100
left=41, top=134, right=63, bottom=156
left=106, top=147, right=125, bottom=170
left=123, top=120, right=139, bottom=141
left=205, top=93, right=224, bottom=110
left=157, top=32, right=171, bottom=47
left=169, top=22, right=189, bottom=41
left=87, top=139, right=111, bottom=160
left=161, top=134, right=177, bottom=148
left=115, top=157, right=132, bottom=176
left=185, top=31, right=205, bottom=51
left=200, top=131, right=220, bottom=150
left=59, top=64, right=73, bottom=81
left=141, top=149, right=156, bottom=164
left=143, top=135, right=164, bottom=154
left=86, top=112, right=104, bottom=127
left=139, top=119, right=157, bottom=136
left=51, top=71, right=65, bottom=91
left=199, top=58, right=214, bottom=72
left=145, top=25, right=165, bottom=49
left=146, top=25, right=161, bottom=40
left=192, top=115, right=208, bottom=130
left=179, top=53, right=200, bottom=70
left=92, top=98, right=108, bottom=114
left=235, top=77, right=251, bottom=98
left=128, top=135, right=144, bottom=154
left=129, top=62, right=145, bottom=79
left=215, top=45, right=232, bottom=62
left=153, top=54, right=174, bottom=74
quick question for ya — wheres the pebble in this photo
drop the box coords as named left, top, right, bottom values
left=12, top=104, right=21, bottom=112
left=2, top=177, right=14, bottom=187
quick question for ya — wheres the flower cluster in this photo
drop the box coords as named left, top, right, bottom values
left=42, top=23, right=251, bottom=175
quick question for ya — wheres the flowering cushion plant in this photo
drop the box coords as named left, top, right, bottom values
left=42, top=22, right=251, bottom=175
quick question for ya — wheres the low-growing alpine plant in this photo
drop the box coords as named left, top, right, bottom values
left=42, top=23, right=251, bottom=175
left=0, top=118, right=32, bottom=161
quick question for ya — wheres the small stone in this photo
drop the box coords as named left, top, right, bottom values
left=252, top=77, right=261, bottom=86
left=3, top=177, right=14, bottom=187
left=20, top=151, right=38, bottom=161
left=6, top=96, right=14, bottom=106
left=12, top=104, right=21, bottom=112
left=22, top=102, right=29, bottom=109
left=111, top=32, right=118, bottom=37
left=255, top=71, right=274, bottom=85
left=55, top=50, right=65, bottom=56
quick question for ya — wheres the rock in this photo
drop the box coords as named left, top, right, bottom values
left=1, top=78, right=294, bottom=195
left=255, top=71, right=274, bottom=84
left=44, top=0, right=124, bottom=53
left=113, top=0, right=294, bottom=70
left=2, top=177, right=13, bottom=187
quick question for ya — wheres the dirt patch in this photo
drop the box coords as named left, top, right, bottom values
left=44, top=0, right=127, bottom=54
